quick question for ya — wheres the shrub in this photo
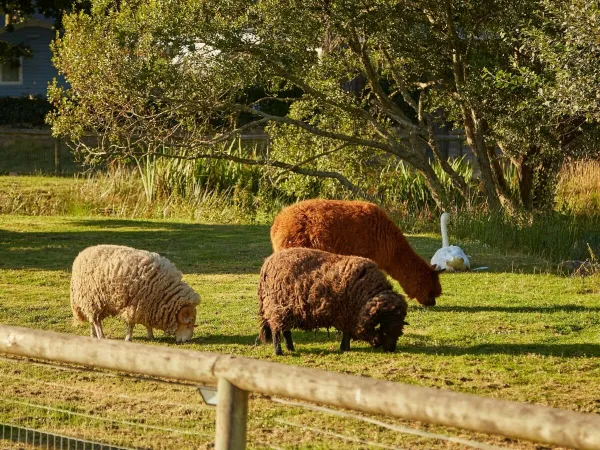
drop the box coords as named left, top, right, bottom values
left=0, top=96, right=53, bottom=128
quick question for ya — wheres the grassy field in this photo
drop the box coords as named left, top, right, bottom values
left=1, top=214, right=599, bottom=449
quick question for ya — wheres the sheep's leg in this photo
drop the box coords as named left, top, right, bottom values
left=146, top=326, right=154, bottom=340
left=89, top=324, right=97, bottom=338
left=92, top=320, right=105, bottom=339
left=273, top=331, right=283, bottom=356
left=283, top=330, right=295, bottom=352
left=125, top=324, right=134, bottom=342
left=340, top=333, right=351, bottom=352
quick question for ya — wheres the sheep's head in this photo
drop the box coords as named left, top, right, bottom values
left=355, top=292, right=408, bottom=352
left=175, top=305, right=197, bottom=343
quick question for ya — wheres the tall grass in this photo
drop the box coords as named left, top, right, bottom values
left=556, top=159, right=600, bottom=215
left=452, top=210, right=600, bottom=262
left=449, top=160, right=600, bottom=262
left=377, top=157, right=478, bottom=231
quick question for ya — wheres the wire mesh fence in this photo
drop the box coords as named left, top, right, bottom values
left=0, top=130, right=273, bottom=177
left=0, top=129, right=476, bottom=178
left=0, top=357, right=215, bottom=449
left=0, top=130, right=80, bottom=175
left=0, top=354, right=544, bottom=450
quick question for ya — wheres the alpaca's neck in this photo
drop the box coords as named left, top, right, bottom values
left=441, top=214, right=450, bottom=248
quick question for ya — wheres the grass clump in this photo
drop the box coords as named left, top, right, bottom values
left=451, top=209, right=600, bottom=263
left=556, top=159, right=600, bottom=215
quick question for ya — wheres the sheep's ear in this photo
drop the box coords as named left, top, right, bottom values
left=178, top=306, right=195, bottom=324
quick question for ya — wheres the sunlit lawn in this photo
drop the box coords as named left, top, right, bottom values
left=0, top=215, right=599, bottom=449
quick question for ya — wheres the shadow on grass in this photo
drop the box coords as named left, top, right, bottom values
left=426, top=305, right=600, bottom=313
left=0, top=218, right=444, bottom=274
left=396, top=343, right=600, bottom=357
left=202, top=330, right=600, bottom=358
left=0, top=221, right=272, bottom=274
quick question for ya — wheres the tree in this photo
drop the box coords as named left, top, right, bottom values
left=49, top=0, right=595, bottom=211
left=472, top=0, right=600, bottom=210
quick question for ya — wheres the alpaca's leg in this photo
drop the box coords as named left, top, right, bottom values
left=90, top=324, right=97, bottom=338
left=146, top=326, right=154, bottom=340
left=273, top=330, right=283, bottom=356
left=340, top=333, right=351, bottom=352
left=92, top=320, right=105, bottom=339
left=125, top=323, right=134, bottom=341
left=283, top=330, right=295, bottom=352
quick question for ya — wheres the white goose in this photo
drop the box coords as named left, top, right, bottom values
left=431, top=212, right=470, bottom=271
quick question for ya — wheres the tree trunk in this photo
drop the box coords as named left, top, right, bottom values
left=517, top=160, right=534, bottom=209
left=460, top=106, right=502, bottom=210
left=405, top=137, right=449, bottom=210
left=531, top=157, right=556, bottom=211
left=424, top=126, right=470, bottom=199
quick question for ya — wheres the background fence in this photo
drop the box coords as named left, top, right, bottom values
left=1, top=325, right=600, bottom=450
left=0, top=129, right=475, bottom=176
left=0, top=130, right=77, bottom=175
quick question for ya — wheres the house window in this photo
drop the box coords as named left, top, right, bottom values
left=0, top=58, right=23, bottom=84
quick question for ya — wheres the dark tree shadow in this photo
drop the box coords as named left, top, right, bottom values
left=204, top=330, right=600, bottom=358
left=396, top=343, right=600, bottom=358
left=425, top=305, right=600, bottom=313
left=0, top=217, right=560, bottom=275
left=0, top=221, right=272, bottom=274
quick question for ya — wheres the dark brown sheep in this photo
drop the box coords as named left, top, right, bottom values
left=270, top=199, right=443, bottom=306
left=258, top=247, right=408, bottom=355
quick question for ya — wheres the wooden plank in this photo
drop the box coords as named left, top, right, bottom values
left=1, top=325, right=600, bottom=449
left=215, top=378, right=248, bottom=450
left=0, top=324, right=219, bottom=384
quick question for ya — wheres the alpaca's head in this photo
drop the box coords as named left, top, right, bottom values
left=408, top=265, right=443, bottom=307
left=355, top=292, right=408, bottom=352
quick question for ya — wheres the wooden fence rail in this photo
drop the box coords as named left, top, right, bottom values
left=1, top=324, right=599, bottom=449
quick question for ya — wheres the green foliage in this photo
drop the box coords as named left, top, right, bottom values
left=48, top=0, right=600, bottom=215
left=378, top=157, right=477, bottom=213
left=0, top=96, right=53, bottom=127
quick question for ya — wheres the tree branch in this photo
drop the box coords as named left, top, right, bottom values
left=346, top=28, right=419, bottom=131
left=143, top=149, right=378, bottom=202
left=229, top=103, right=396, bottom=153
left=267, top=61, right=398, bottom=146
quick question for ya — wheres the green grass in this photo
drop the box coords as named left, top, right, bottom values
left=1, top=215, right=600, bottom=449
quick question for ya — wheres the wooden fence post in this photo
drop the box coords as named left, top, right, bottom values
left=215, top=377, right=249, bottom=450
left=54, top=137, right=62, bottom=174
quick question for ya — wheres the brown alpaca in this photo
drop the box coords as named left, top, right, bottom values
left=258, top=248, right=408, bottom=355
left=270, top=199, right=442, bottom=306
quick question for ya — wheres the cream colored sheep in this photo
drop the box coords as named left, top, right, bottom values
left=70, top=245, right=200, bottom=342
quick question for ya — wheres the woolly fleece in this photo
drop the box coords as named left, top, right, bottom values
left=270, top=199, right=442, bottom=306
left=258, top=247, right=408, bottom=352
left=70, top=245, right=200, bottom=337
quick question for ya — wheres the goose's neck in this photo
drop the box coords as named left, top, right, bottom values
left=440, top=214, right=450, bottom=248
